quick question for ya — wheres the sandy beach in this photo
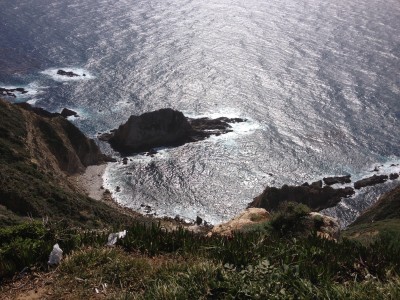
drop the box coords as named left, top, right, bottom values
left=73, top=164, right=107, bottom=201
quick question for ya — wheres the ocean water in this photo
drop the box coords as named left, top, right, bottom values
left=1, top=0, right=399, bottom=225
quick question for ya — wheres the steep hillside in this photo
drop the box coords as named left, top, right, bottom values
left=0, top=98, right=133, bottom=227
left=344, top=184, right=400, bottom=242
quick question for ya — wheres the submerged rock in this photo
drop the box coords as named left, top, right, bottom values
left=323, top=175, right=351, bottom=185
left=249, top=184, right=354, bottom=212
left=354, top=175, right=388, bottom=190
left=101, top=108, right=246, bottom=154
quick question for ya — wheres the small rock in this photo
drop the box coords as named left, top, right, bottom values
left=389, top=173, right=399, bottom=180
left=122, top=157, right=128, bottom=165
left=115, top=186, right=121, bottom=192
left=57, top=69, right=80, bottom=77
left=196, top=216, right=203, bottom=226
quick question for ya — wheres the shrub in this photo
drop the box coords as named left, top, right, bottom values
left=270, top=202, right=311, bottom=236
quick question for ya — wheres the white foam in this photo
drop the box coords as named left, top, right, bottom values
left=0, top=81, right=45, bottom=102
left=40, top=67, right=95, bottom=82
left=183, top=109, right=262, bottom=142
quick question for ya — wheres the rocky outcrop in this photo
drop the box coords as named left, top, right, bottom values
left=354, top=175, right=388, bottom=190
left=208, top=208, right=270, bottom=237
left=60, top=108, right=78, bottom=118
left=309, top=212, right=340, bottom=241
left=57, top=69, right=79, bottom=77
left=249, top=184, right=354, bottom=212
left=0, top=87, right=28, bottom=98
left=323, top=175, right=351, bottom=185
left=100, top=108, right=246, bottom=154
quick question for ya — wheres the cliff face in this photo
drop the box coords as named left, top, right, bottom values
left=14, top=101, right=109, bottom=175
left=0, top=98, right=127, bottom=227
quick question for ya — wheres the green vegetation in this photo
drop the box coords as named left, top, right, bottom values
left=1, top=219, right=400, bottom=298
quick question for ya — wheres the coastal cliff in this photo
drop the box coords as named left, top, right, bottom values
left=1, top=100, right=400, bottom=298
left=0, top=98, right=131, bottom=227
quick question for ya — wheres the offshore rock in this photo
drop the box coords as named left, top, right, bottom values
left=323, top=175, right=351, bottom=185
left=354, top=175, right=388, bottom=190
left=107, top=108, right=192, bottom=153
left=249, top=184, right=355, bottom=212
left=0, top=87, right=28, bottom=97
left=101, top=108, right=246, bottom=154
left=57, top=69, right=79, bottom=77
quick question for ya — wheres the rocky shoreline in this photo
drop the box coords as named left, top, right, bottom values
left=2, top=98, right=398, bottom=230
left=94, top=107, right=399, bottom=227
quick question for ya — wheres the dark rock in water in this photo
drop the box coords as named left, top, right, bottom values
left=196, top=216, right=203, bottom=226
left=103, top=108, right=246, bottom=154
left=389, top=173, right=399, bottom=180
left=371, top=166, right=380, bottom=172
left=249, top=184, right=355, bottom=212
left=323, top=175, right=351, bottom=185
left=354, top=175, right=388, bottom=190
left=122, top=157, right=128, bottom=165
left=57, top=69, right=80, bottom=77
left=60, top=108, right=78, bottom=118
left=115, top=186, right=121, bottom=192
left=108, top=108, right=192, bottom=153
left=310, top=180, right=323, bottom=188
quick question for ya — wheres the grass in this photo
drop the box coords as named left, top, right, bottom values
left=2, top=217, right=400, bottom=299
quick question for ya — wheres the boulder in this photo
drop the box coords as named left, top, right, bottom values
left=209, top=208, right=270, bottom=237
left=309, top=212, right=340, bottom=241
left=354, top=175, right=388, bottom=190
left=249, top=184, right=354, bottom=212
left=389, top=173, right=399, bottom=180
left=323, top=175, right=351, bottom=185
